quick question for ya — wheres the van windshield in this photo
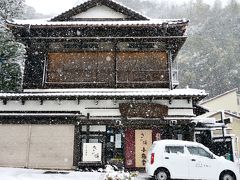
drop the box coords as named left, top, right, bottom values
left=187, top=146, right=213, bottom=158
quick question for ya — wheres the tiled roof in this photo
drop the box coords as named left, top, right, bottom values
left=0, top=88, right=207, bottom=100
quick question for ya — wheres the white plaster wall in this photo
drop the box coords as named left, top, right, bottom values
left=0, top=100, right=121, bottom=116
left=72, top=5, right=127, bottom=19
left=168, top=109, right=194, bottom=116
left=168, top=99, right=194, bottom=116
left=0, top=99, right=194, bottom=117
left=168, top=99, right=193, bottom=108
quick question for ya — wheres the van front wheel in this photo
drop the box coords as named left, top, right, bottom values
left=155, top=169, right=170, bottom=180
left=220, top=171, right=236, bottom=180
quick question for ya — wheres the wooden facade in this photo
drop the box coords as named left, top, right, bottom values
left=0, top=0, right=208, bottom=170
left=46, top=51, right=168, bottom=88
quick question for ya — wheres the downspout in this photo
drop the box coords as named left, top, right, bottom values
left=221, top=110, right=225, bottom=138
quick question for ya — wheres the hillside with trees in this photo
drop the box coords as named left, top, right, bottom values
left=118, top=0, right=240, bottom=98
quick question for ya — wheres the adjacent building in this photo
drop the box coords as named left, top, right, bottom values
left=201, top=88, right=239, bottom=116
left=199, top=88, right=240, bottom=162
left=0, top=0, right=207, bottom=169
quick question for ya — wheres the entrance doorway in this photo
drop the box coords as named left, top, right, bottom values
left=106, top=127, right=124, bottom=168
left=79, top=125, right=106, bottom=167
left=78, top=125, right=124, bottom=168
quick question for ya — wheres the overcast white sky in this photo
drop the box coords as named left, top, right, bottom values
left=25, top=0, right=78, bottom=15
left=25, top=0, right=231, bottom=15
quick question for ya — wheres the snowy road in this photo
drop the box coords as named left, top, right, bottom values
left=0, top=167, right=150, bottom=180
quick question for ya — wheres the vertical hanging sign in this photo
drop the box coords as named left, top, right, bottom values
left=115, top=134, right=122, bottom=148
left=135, top=130, right=152, bottom=167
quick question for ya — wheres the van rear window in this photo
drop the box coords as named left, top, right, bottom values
left=165, top=146, right=184, bottom=154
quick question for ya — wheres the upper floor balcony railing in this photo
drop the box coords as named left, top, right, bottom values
left=116, top=70, right=169, bottom=83
left=46, top=69, right=171, bottom=88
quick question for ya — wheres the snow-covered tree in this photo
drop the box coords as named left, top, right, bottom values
left=0, top=0, right=26, bottom=92
left=0, top=26, right=25, bottom=91
left=0, top=0, right=25, bottom=20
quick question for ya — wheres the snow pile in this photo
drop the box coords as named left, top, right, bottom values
left=0, top=166, right=140, bottom=180
left=104, top=165, right=139, bottom=180
left=0, top=167, right=105, bottom=180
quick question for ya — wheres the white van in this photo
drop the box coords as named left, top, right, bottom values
left=145, top=140, right=240, bottom=180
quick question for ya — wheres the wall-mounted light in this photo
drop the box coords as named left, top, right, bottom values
left=40, top=99, right=43, bottom=105
left=77, top=98, right=80, bottom=105
left=57, top=99, right=61, bottom=105
left=21, top=99, right=25, bottom=105
left=3, top=99, right=7, bottom=105
left=113, top=99, right=117, bottom=105
left=169, top=98, right=172, bottom=104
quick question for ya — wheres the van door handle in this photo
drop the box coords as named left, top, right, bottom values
left=165, top=157, right=169, bottom=159
left=191, top=159, right=196, bottom=161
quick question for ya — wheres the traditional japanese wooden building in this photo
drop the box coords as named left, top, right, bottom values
left=0, top=0, right=207, bottom=170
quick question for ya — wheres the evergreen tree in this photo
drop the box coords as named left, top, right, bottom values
left=0, top=0, right=25, bottom=20
left=0, top=0, right=26, bottom=92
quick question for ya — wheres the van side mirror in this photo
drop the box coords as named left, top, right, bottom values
left=177, top=152, right=183, bottom=155
left=210, top=154, right=216, bottom=159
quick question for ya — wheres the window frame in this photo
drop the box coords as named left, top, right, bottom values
left=43, top=41, right=171, bottom=88
left=187, top=146, right=214, bottom=159
left=165, top=145, right=185, bottom=154
left=45, top=51, right=115, bottom=85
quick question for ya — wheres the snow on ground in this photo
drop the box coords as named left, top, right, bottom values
left=0, top=167, right=146, bottom=180
left=0, top=167, right=104, bottom=180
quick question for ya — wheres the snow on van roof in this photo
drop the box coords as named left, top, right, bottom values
left=153, top=140, right=201, bottom=146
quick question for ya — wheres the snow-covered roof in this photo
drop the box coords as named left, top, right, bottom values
left=153, top=139, right=201, bottom=147
left=0, top=88, right=207, bottom=100
left=7, top=18, right=188, bottom=27
left=191, top=117, right=216, bottom=124
left=0, top=112, right=80, bottom=117
left=197, top=110, right=240, bottom=120
left=200, top=88, right=238, bottom=105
